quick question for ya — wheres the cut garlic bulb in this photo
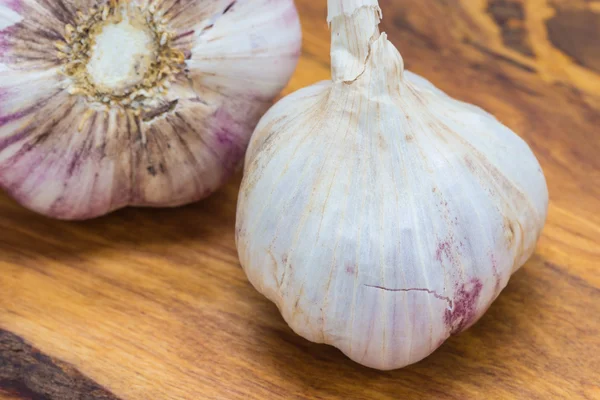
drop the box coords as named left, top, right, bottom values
left=0, top=0, right=301, bottom=219
left=236, top=0, right=548, bottom=370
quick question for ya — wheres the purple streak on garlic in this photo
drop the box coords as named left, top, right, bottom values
left=0, top=0, right=301, bottom=219
left=236, top=0, right=548, bottom=370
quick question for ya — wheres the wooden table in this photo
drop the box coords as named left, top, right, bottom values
left=1, top=0, right=599, bottom=399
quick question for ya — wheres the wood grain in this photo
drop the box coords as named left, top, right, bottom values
left=0, top=329, right=119, bottom=400
left=0, top=0, right=599, bottom=399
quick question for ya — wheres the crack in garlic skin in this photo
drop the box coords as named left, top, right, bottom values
left=236, top=3, right=548, bottom=370
left=0, top=0, right=301, bottom=219
left=364, top=285, right=453, bottom=309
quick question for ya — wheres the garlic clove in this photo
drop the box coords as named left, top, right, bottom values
left=237, top=0, right=548, bottom=370
left=0, top=0, right=301, bottom=219
left=185, top=0, right=302, bottom=100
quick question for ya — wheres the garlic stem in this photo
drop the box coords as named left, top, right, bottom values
left=328, top=0, right=403, bottom=83
left=326, top=0, right=381, bottom=23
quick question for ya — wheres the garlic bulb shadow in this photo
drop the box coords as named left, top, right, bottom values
left=0, top=0, right=301, bottom=219
left=236, top=1, right=548, bottom=370
left=0, top=174, right=240, bottom=265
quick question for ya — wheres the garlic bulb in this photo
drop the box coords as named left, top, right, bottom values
left=0, top=0, right=300, bottom=219
left=236, top=0, right=548, bottom=370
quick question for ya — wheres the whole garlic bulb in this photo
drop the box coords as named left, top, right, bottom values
left=236, top=0, right=548, bottom=370
left=0, top=0, right=300, bottom=219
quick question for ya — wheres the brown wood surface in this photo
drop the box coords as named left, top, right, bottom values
left=1, top=0, right=599, bottom=399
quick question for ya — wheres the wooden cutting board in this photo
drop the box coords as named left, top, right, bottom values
left=1, top=0, right=599, bottom=399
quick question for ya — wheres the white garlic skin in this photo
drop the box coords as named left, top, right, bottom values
left=236, top=31, right=548, bottom=370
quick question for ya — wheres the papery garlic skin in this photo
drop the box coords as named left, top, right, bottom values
left=0, top=0, right=301, bottom=219
left=236, top=2, right=548, bottom=370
